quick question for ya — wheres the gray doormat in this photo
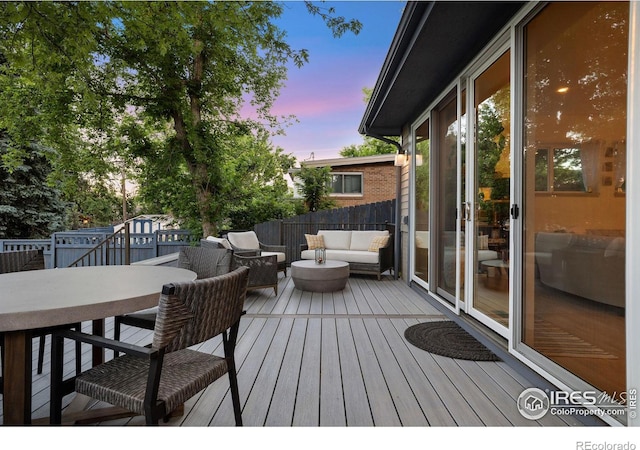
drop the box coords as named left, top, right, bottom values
left=404, top=321, right=501, bottom=361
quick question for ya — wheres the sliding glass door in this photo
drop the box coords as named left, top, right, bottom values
left=468, top=49, right=511, bottom=333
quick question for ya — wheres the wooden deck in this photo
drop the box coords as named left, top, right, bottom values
left=1, top=273, right=593, bottom=427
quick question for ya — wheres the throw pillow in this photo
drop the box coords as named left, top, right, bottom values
left=368, top=235, right=389, bottom=252
left=305, top=234, right=325, bottom=250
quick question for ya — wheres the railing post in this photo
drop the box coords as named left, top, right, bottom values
left=125, top=222, right=131, bottom=265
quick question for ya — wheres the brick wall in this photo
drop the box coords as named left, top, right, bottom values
left=330, top=162, right=397, bottom=208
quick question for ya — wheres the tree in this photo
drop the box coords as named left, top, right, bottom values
left=0, top=136, right=67, bottom=238
left=296, top=165, right=335, bottom=212
left=0, top=2, right=361, bottom=236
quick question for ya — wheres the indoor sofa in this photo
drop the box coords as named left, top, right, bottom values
left=300, top=229, right=393, bottom=280
left=535, top=232, right=625, bottom=308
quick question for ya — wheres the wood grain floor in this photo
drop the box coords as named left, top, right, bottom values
left=1, top=273, right=590, bottom=427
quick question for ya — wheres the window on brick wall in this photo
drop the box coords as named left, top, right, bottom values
left=330, top=172, right=363, bottom=195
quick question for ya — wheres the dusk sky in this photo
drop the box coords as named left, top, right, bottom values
left=269, top=1, right=405, bottom=162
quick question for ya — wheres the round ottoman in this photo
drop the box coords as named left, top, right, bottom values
left=291, top=260, right=350, bottom=292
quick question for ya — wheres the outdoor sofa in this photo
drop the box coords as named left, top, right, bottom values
left=300, top=229, right=393, bottom=280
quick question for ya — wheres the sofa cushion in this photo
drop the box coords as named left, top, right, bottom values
left=301, top=249, right=379, bottom=264
left=349, top=230, right=389, bottom=251
left=227, top=231, right=260, bottom=250
left=368, top=235, right=390, bottom=252
left=318, top=230, right=352, bottom=250
left=415, top=231, right=429, bottom=249
left=604, top=237, right=625, bottom=258
left=305, top=234, right=325, bottom=250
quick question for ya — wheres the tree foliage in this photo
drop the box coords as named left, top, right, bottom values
left=0, top=1, right=361, bottom=235
left=295, top=165, right=335, bottom=212
left=0, top=136, right=67, bottom=238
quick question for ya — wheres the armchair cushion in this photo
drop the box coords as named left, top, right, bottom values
left=205, top=236, right=232, bottom=250
left=227, top=231, right=261, bottom=250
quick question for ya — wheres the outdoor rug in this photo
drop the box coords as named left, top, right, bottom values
left=404, top=321, right=501, bottom=361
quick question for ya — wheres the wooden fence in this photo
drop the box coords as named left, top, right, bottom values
left=254, top=199, right=396, bottom=265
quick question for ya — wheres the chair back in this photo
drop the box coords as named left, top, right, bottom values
left=177, top=247, right=232, bottom=279
left=227, top=231, right=260, bottom=250
left=152, top=266, right=249, bottom=353
left=0, top=249, right=45, bottom=274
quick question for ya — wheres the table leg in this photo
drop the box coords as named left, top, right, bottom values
left=91, top=319, right=105, bottom=366
left=3, top=330, right=33, bottom=425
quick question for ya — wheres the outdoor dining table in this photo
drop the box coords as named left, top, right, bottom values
left=0, top=264, right=196, bottom=425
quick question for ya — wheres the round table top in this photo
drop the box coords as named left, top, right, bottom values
left=291, top=260, right=349, bottom=269
left=0, top=265, right=196, bottom=332
left=480, top=259, right=509, bottom=269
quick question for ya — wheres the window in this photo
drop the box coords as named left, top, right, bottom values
left=330, top=173, right=363, bottom=195
left=535, top=147, right=583, bottom=192
left=535, top=146, right=597, bottom=192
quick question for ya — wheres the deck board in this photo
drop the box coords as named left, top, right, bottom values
left=0, top=273, right=596, bottom=427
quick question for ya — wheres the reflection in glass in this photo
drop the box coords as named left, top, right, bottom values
left=522, top=2, right=627, bottom=399
left=414, top=119, right=430, bottom=283
left=436, top=92, right=458, bottom=303
left=473, top=50, right=510, bottom=327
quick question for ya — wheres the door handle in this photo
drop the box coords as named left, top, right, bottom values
left=462, top=202, right=471, bottom=221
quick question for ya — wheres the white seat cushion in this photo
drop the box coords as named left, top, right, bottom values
left=262, top=251, right=286, bottom=263
left=301, top=249, right=379, bottom=264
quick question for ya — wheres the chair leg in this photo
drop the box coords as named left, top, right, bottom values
left=227, top=359, right=243, bottom=426
left=74, top=323, right=82, bottom=376
left=113, top=317, right=121, bottom=358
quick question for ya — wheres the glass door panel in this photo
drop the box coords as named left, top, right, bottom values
left=435, top=91, right=458, bottom=304
left=522, top=2, right=627, bottom=397
left=414, top=119, right=430, bottom=284
left=472, top=50, right=511, bottom=329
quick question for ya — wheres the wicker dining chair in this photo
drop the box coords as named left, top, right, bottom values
left=50, top=266, right=250, bottom=425
left=0, top=249, right=81, bottom=395
left=113, top=247, right=232, bottom=355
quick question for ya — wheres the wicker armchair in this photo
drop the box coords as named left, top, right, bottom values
left=50, top=266, right=250, bottom=425
left=0, top=249, right=81, bottom=394
left=201, top=239, right=279, bottom=295
left=113, top=247, right=232, bottom=351
left=225, top=231, right=288, bottom=276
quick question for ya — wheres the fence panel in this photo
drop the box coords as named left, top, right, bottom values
left=156, top=230, right=198, bottom=256
left=0, top=239, right=54, bottom=268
